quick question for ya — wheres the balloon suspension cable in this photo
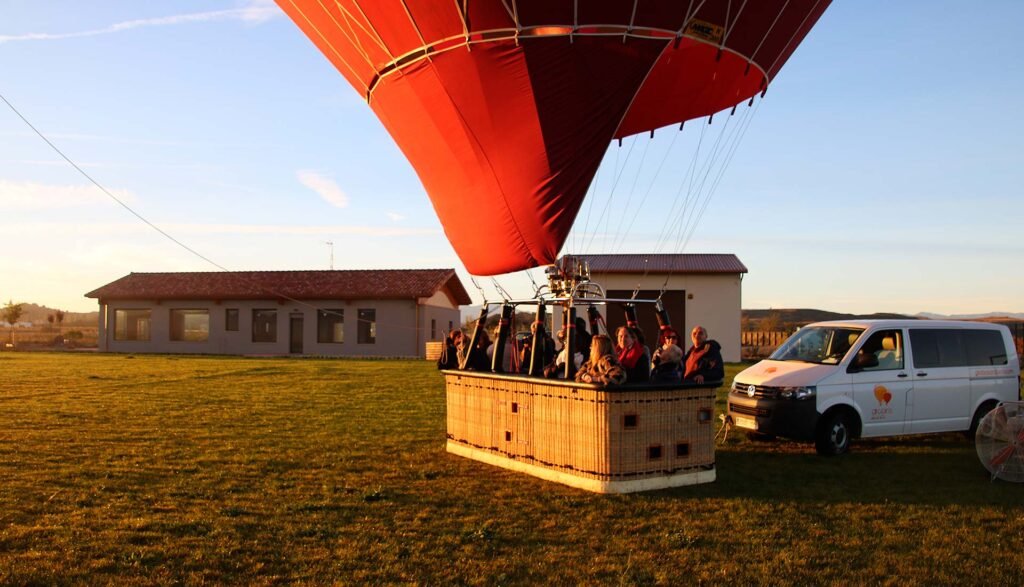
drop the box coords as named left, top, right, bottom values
left=491, top=277, right=512, bottom=302
left=469, top=276, right=488, bottom=304
left=525, top=269, right=544, bottom=298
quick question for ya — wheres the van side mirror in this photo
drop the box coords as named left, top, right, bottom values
left=847, top=351, right=878, bottom=373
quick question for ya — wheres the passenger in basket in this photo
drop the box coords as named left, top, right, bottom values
left=575, top=334, right=626, bottom=386
left=519, top=322, right=555, bottom=375
left=683, top=325, right=724, bottom=383
left=651, top=326, right=684, bottom=383
left=466, top=330, right=492, bottom=371
left=486, top=326, right=515, bottom=372
left=615, top=326, right=651, bottom=383
left=544, top=327, right=584, bottom=379
left=436, top=329, right=462, bottom=370
left=574, top=317, right=592, bottom=358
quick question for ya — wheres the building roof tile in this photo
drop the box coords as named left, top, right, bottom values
left=558, top=254, right=747, bottom=274
left=85, top=269, right=472, bottom=305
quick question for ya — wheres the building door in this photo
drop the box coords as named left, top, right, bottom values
left=604, top=289, right=686, bottom=349
left=290, top=314, right=304, bottom=354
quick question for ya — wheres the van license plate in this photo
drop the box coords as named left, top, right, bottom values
left=735, top=416, right=756, bottom=430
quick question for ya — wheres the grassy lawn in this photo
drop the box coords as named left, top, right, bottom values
left=1, top=353, right=1022, bottom=585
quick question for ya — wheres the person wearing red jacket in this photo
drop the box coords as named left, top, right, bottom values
left=683, top=326, right=724, bottom=384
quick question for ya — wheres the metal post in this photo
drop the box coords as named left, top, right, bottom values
left=624, top=303, right=639, bottom=329
left=655, top=298, right=671, bottom=328
left=528, top=302, right=548, bottom=376
left=564, top=305, right=578, bottom=380
left=587, top=305, right=604, bottom=336
left=460, top=306, right=488, bottom=370
left=491, top=304, right=514, bottom=373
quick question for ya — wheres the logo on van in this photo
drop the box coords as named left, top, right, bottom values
left=873, top=385, right=892, bottom=405
left=747, top=385, right=756, bottom=398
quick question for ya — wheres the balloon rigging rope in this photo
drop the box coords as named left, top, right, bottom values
left=607, top=135, right=653, bottom=254
left=672, top=102, right=756, bottom=254
left=583, top=135, right=638, bottom=253
left=659, top=99, right=761, bottom=291
left=0, top=90, right=412, bottom=333
left=650, top=120, right=709, bottom=256
left=610, top=128, right=681, bottom=254
left=665, top=110, right=740, bottom=254
left=570, top=160, right=602, bottom=256
left=676, top=99, right=761, bottom=256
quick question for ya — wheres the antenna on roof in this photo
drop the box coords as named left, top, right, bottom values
left=325, top=241, right=334, bottom=270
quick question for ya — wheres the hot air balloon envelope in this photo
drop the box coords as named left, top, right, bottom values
left=277, top=0, right=830, bottom=274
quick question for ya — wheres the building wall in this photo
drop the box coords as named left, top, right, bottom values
left=97, top=297, right=460, bottom=358
left=560, top=273, right=742, bottom=362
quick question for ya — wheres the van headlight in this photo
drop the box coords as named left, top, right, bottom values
left=780, top=386, right=816, bottom=400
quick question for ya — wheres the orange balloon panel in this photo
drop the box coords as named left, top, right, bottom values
left=276, top=0, right=830, bottom=275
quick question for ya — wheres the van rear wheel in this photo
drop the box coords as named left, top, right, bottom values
left=815, top=411, right=852, bottom=456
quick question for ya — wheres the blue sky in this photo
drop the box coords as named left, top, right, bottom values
left=1, top=1, right=1022, bottom=314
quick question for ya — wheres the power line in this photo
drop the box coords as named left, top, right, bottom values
left=0, top=91, right=393, bottom=330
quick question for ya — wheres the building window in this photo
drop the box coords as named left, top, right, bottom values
left=252, top=309, right=277, bottom=343
left=431, top=319, right=437, bottom=339
left=225, top=309, right=239, bottom=332
left=113, top=309, right=151, bottom=341
left=317, top=309, right=344, bottom=343
left=358, top=309, right=376, bottom=344
left=170, top=309, right=209, bottom=342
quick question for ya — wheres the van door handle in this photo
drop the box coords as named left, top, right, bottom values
left=916, top=372, right=928, bottom=377
left=897, top=373, right=908, bottom=378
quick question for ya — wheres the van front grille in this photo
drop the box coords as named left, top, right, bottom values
left=731, top=383, right=779, bottom=399
left=729, top=403, right=771, bottom=417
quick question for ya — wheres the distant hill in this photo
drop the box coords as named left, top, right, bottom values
left=743, top=308, right=917, bottom=329
left=916, top=311, right=1024, bottom=321
left=13, top=303, right=97, bottom=326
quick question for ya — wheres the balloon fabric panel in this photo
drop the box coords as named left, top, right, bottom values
left=275, top=0, right=832, bottom=275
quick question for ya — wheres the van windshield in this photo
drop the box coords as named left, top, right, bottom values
left=769, top=327, right=865, bottom=365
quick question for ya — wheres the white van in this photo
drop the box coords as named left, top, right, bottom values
left=728, top=320, right=1021, bottom=455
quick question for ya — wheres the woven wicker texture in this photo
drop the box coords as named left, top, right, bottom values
left=446, top=373, right=715, bottom=482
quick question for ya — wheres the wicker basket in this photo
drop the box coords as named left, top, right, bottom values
left=444, top=371, right=717, bottom=493
left=425, top=341, right=444, bottom=360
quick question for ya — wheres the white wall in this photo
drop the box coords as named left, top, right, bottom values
left=553, top=273, right=743, bottom=362
left=97, top=297, right=460, bottom=358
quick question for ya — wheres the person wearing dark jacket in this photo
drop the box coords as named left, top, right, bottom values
left=683, top=325, right=724, bottom=383
left=436, top=330, right=462, bottom=370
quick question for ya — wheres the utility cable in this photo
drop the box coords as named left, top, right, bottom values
left=0, top=91, right=418, bottom=333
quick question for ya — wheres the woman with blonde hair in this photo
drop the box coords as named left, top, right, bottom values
left=575, top=334, right=626, bottom=386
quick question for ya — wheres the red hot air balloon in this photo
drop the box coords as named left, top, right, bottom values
left=276, top=1, right=830, bottom=275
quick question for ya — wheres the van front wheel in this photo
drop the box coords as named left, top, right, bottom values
left=815, top=411, right=852, bottom=456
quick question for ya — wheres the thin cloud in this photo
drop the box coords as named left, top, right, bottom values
left=386, top=212, right=406, bottom=222
left=0, top=180, right=134, bottom=210
left=0, top=222, right=439, bottom=238
left=0, top=1, right=279, bottom=44
left=297, top=170, right=349, bottom=208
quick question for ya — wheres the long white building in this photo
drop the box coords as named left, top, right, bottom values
left=86, top=269, right=470, bottom=357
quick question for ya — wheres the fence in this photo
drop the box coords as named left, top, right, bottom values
left=1007, top=322, right=1024, bottom=367
left=741, top=330, right=792, bottom=360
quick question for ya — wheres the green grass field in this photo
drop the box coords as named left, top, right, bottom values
left=1, top=353, right=1021, bottom=585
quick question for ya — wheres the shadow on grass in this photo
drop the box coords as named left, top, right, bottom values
left=647, top=440, right=1021, bottom=507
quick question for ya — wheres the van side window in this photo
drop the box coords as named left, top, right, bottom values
left=964, top=329, right=1008, bottom=365
left=909, top=329, right=967, bottom=368
left=855, top=329, right=904, bottom=371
